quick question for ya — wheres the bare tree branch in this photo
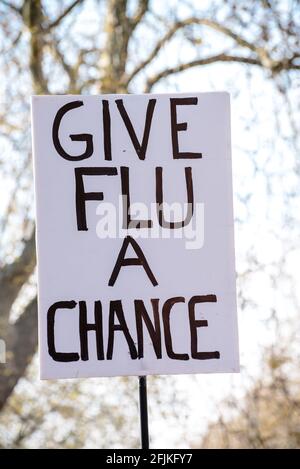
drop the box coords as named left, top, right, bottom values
left=126, top=16, right=262, bottom=86
left=0, top=298, right=37, bottom=412
left=198, top=18, right=258, bottom=53
left=126, top=19, right=191, bottom=86
left=0, top=0, right=21, bottom=15
left=100, top=0, right=132, bottom=93
left=129, top=0, right=149, bottom=30
left=0, top=231, right=36, bottom=332
left=22, top=1, right=48, bottom=94
left=46, top=0, right=84, bottom=31
left=48, top=38, right=78, bottom=92
left=127, top=14, right=299, bottom=87
left=144, top=54, right=261, bottom=92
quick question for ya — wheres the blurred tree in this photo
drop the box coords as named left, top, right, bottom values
left=0, top=0, right=299, bottom=447
left=200, top=342, right=300, bottom=449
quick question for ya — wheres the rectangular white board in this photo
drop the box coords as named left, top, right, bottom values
left=31, top=92, right=239, bottom=379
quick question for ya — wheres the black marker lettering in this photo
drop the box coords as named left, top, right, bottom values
left=156, top=167, right=194, bottom=228
left=75, top=167, right=117, bottom=231
left=79, top=300, right=104, bottom=361
left=52, top=101, right=93, bottom=161
left=170, top=97, right=202, bottom=159
left=47, top=300, right=79, bottom=362
left=108, top=236, right=158, bottom=287
left=102, top=100, right=112, bottom=161
left=162, top=297, right=189, bottom=360
left=188, top=295, right=220, bottom=360
left=107, top=300, right=138, bottom=360
left=121, top=166, right=152, bottom=229
left=135, top=299, right=162, bottom=359
left=116, top=99, right=156, bottom=160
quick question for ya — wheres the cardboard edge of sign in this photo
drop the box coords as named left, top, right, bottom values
left=40, top=363, right=241, bottom=380
left=30, top=91, right=231, bottom=101
left=32, top=90, right=239, bottom=382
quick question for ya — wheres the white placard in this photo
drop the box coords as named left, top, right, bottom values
left=31, top=92, right=239, bottom=379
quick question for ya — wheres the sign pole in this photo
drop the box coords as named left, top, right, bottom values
left=139, top=375, right=149, bottom=449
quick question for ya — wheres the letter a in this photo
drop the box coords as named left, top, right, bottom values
left=108, top=236, right=158, bottom=286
